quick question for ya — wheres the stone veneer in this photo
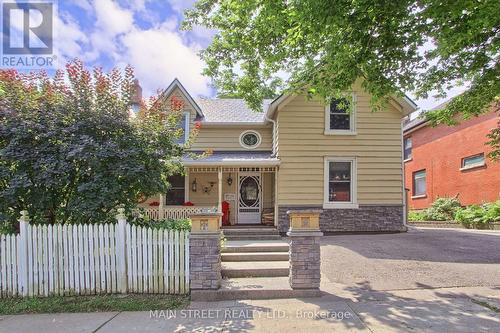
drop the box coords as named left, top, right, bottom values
left=278, top=205, right=405, bottom=233
left=189, top=233, right=221, bottom=290
left=287, top=232, right=322, bottom=289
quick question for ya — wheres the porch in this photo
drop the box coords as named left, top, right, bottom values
left=139, top=165, right=279, bottom=227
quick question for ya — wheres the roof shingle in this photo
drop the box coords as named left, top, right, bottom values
left=194, top=98, right=272, bottom=123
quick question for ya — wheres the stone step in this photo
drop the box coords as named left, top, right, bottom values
left=191, top=277, right=321, bottom=301
left=222, top=240, right=289, bottom=253
left=221, top=261, right=289, bottom=278
left=221, top=252, right=289, bottom=262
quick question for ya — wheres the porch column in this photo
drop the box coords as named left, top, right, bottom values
left=217, top=167, right=222, bottom=214
left=274, top=167, right=279, bottom=227
left=159, top=193, right=165, bottom=219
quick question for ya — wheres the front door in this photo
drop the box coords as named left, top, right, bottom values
left=238, top=172, right=261, bottom=224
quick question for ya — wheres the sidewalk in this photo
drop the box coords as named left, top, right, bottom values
left=1, top=283, right=499, bottom=333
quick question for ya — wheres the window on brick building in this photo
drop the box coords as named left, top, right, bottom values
left=461, top=153, right=485, bottom=170
left=404, top=137, right=412, bottom=161
left=412, top=170, right=426, bottom=197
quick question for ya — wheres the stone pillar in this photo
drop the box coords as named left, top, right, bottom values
left=287, top=209, right=323, bottom=290
left=189, top=212, right=223, bottom=290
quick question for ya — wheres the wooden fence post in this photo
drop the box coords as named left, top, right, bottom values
left=116, top=208, right=128, bottom=293
left=18, top=211, right=29, bottom=296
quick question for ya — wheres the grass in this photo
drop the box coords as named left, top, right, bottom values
left=0, top=294, right=189, bottom=315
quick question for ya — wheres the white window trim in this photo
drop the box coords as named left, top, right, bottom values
left=324, top=93, right=357, bottom=135
left=183, top=112, right=190, bottom=143
left=323, top=156, right=359, bottom=209
left=412, top=170, right=426, bottom=197
left=239, top=130, right=262, bottom=149
left=460, top=153, right=485, bottom=171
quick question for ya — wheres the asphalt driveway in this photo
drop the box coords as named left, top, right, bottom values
left=320, top=227, right=500, bottom=291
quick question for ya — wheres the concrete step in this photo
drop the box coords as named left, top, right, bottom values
left=221, top=261, right=289, bottom=278
left=221, top=252, right=289, bottom=262
left=222, top=228, right=281, bottom=240
left=191, top=277, right=321, bottom=301
left=224, top=234, right=282, bottom=241
left=223, top=240, right=289, bottom=253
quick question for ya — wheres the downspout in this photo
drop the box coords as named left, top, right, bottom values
left=265, top=113, right=279, bottom=227
left=265, top=115, right=277, bottom=157
left=401, top=120, right=408, bottom=230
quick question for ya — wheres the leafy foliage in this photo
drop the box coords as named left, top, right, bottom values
left=0, top=60, right=187, bottom=229
left=425, top=197, right=462, bottom=221
left=183, top=0, right=500, bottom=155
left=408, top=197, right=461, bottom=221
left=455, top=200, right=500, bottom=228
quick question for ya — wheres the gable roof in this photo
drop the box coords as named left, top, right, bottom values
left=403, top=99, right=452, bottom=133
left=161, top=78, right=204, bottom=117
left=195, top=98, right=272, bottom=123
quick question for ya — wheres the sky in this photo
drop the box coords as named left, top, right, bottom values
left=50, top=0, right=463, bottom=112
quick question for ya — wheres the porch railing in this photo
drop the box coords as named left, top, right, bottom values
left=141, top=206, right=216, bottom=220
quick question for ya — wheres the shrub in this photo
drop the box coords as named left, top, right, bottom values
left=425, top=197, right=462, bottom=221
left=455, top=205, right=487, bottom=228
left=129, top=216, right=191, bottom=231
left=455, top=200, right=500, bottom=228
left=483, top=200, right=500, bottom=223
left=408, top=210, right=426, bottom=221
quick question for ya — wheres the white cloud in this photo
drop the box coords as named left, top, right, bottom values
left=122, top=27, right=211, bottom=97
left=54, top=13, right=89, bottom=62
left=167, top=0, right=196, bottom=14
left=94, top=0, right=133, bottom=36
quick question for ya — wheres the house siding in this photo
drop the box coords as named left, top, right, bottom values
left=275, top=90, right=404, bottom=206
left=190, top=126, right=273, bottom=151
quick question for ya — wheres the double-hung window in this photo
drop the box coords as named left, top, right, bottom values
left=404, top=137, right=412, bottom=161
left=325, top=94, right=356, bottom=135
left=166, top=175, right=185, bottom=206
left=412, top=170, right=426, bottom=197
left=324, top=157, right=358, bottom=209
left=177, top=112, right=190, bottom=144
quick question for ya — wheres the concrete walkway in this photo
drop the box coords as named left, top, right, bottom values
left=1, top=284, right=499, bottom=332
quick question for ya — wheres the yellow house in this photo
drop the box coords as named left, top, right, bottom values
left=139, top=79, right=417, bottom=233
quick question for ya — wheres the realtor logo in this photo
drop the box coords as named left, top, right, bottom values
left=1, top=0, right=55, bottom=68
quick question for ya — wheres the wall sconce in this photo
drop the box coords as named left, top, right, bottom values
left=191, top=178, right=197, bottom=192
left=227, top=173, right=233, bottom=186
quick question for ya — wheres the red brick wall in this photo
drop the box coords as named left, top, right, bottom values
left=404, top=111, right=500, bottom=209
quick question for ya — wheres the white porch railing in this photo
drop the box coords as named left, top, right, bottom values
left=141, top=206, right=216, bottom=220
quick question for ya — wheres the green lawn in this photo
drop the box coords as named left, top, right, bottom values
left=0, top=294, right=189, bottom=315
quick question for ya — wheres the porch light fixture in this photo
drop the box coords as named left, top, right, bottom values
left=227, top=173, right=233, bottom=186
left=191, top=178, right=197, bottom=192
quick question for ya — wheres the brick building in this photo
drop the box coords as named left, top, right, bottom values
left=403, top=108, right=499, bottom=210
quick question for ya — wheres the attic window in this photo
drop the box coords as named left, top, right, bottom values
left=240, top=130, right=261, bottom=149
left=325, top=94, right=357, bottom=135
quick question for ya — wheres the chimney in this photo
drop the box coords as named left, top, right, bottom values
left=131, top=79, right=142, bottom=113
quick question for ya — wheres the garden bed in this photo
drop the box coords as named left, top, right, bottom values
left=408, top=220, right=500, bottom=230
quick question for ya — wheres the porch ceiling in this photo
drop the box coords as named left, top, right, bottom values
left=182, top=151, right=280, bottom=167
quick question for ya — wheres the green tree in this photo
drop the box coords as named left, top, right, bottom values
left=0, top=60, right=187, bottom=230
left=183, top=0, right=500, bottom=155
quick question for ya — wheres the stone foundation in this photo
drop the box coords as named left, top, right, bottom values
left=189, top=233, right=221, bottom=290
left=278, top=205, right=405, bottom=233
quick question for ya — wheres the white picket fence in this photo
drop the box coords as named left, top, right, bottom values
left=142, top=206, right=214, bottom=220
left=0, top=211, right=189, bottom=297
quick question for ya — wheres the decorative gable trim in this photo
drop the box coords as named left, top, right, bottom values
left=161, top=78, right=204, bottom=117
